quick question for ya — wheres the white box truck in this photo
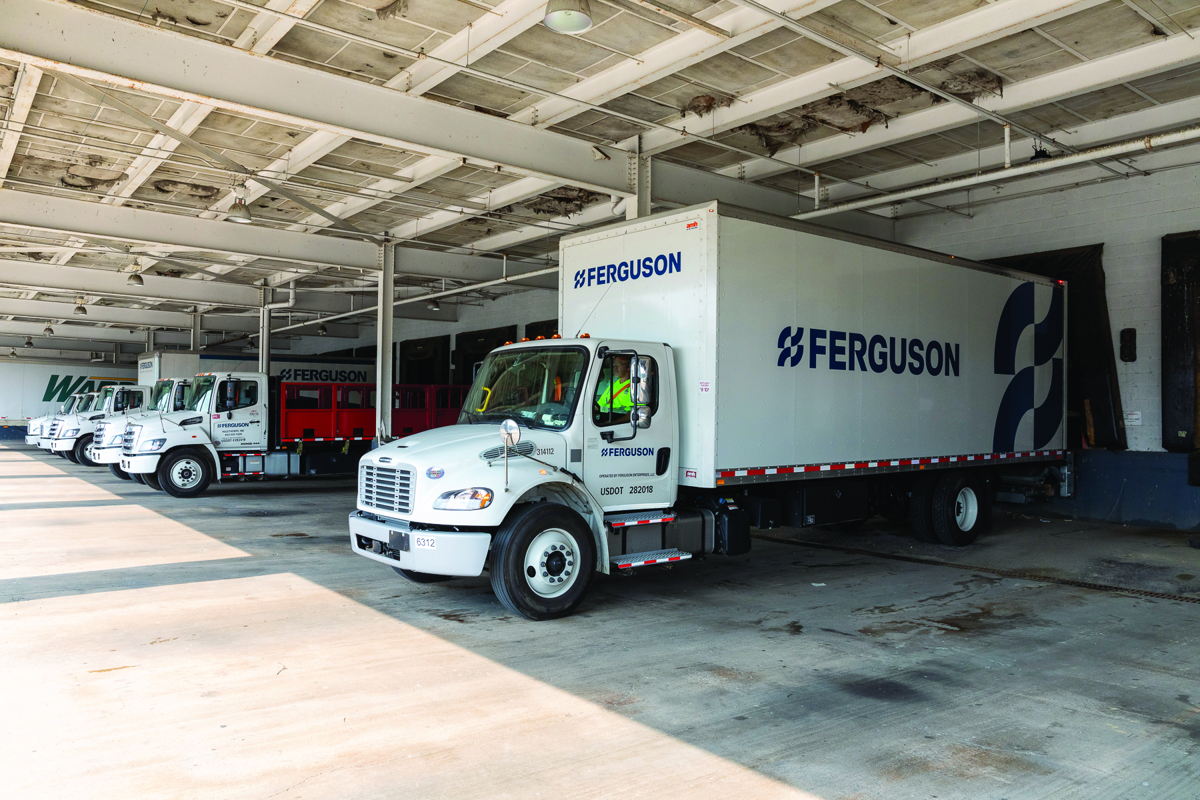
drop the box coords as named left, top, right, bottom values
left=348, top=203, right=1068, bottom=619
left=92, top=377, right=191, bottom=481
left=25, top=392, right=81, bottom=447
left=40, top=390, right=98, bottom=453
left=48, top=383, right=151, bottom=465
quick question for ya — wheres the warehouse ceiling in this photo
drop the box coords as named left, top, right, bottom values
left=0, top=0, right=1198, bottom=351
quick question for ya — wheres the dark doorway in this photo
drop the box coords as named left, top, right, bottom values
left=398, top=335, right=450, bottom=384
left=525, top=318, right=559, bottom=340
left=989, top=244, right=1126, bottom=450
left=1162, top=231, right=1200, bottom=453
left=453, top=325, right=517, bottom=383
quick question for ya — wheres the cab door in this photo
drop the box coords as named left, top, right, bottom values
left=582, top=342, right=678, bottom=512
left=211, top=376, right=268, bottom=451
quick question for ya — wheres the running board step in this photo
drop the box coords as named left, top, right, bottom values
left=611, top=549, right=692, bottom=570
left=604, top=510, right=676, bottom=528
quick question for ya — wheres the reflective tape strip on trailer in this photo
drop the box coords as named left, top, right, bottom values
left=282, top=437, right=372, bottom=442
left=717, top=449, right=1067, bottom=479
left=616, top=555, right=685, bottom=569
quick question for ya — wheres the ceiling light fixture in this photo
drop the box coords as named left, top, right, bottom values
left=7, top=348, right=16, bottom=359
left=42, top=325, right=53, bottom=336
left=126, top=271, right=144, bottom=286
left=228, top=184, right=253, bottom=224
left=317, top=323, right=328, bottom=336
left=543, top=0, right=593, bottom=34
left=73, top=298, right=87, bottom=316
left=426, top=299, right=441, bottom=312
left=24, top=336, right=33, bottom=348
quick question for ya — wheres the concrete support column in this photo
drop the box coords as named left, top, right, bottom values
left=375, top=242, right=395, bottom=443
left=145, top=329, right=155, bottom=352
left=190, top=312, right=201, bottom=351
left=258, top=288, right=271, bottom=375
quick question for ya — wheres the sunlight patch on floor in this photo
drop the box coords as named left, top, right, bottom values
left=1, top=572, right=822, bottom=800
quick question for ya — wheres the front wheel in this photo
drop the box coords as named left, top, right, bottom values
left=109, top=464, right=132, bottom=480
left=489, top=504, right=596, bottom=621
left=130, top=472, right=146, bottom=485
left=142, top=471, right=163, bottom=491
left=73, top=435, right=97, bottom=467
left=157, top=449, right=213, bottom=498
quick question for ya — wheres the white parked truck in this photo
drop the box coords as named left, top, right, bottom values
left=92, top=377, right=191, bottom=481
left=25, top=393, right=80, bottom=446
left=119, top=372, right=372, bottom=497
left=350, top=203, right=1069, bottom=619
left=49, top=383, right=151, bottom=465
left=40, top=391, right=97, bottom=454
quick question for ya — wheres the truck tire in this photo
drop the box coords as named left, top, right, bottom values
left=157, top=448, right=213, bottom=498
left=130, top=472, right=146, bottom=485
left=489, top=503, right=596, bottom=621
left=929, top=472, right=992, bottom=546
left=73, top=435, right=97, bottom=467
left=63, top=447, right=79, bottom=464
left=109, top=464, right=132, bottom=480
left=142, top=471, right=163, bottom=491
left=391, top=567, right=452, bottom=583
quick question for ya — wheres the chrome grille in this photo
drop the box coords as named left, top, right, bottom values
left=359, top=464, right=413, bottom=515
left=47, top=420, right=60, bottom=438
left=122, top=425, right=140, bottom=454
left=94, top=421, right=107, bottom=443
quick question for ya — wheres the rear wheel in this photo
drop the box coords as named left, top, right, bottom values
left=929, top=472, right=992, bottom=546
left=109, top=464, right=132, bottom=480
left=157, top=448, right=213, bottom=498
left=391, top=567, right=452, bottom=583
left=62, top=447, right=79, bottom=464
left=907, top=476, right=938, bottom=542
left=130, top=472, right=146, bottom=485
left=142, top=471, right=163, bottom=491
left=489, top=504, right=596, bottom=620
left=73, top=435, right=97, bottom=467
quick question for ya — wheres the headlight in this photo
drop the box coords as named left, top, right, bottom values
left=62, top=428, right=80, bottom=438
left=108, top=432, right=126, bottom=445
left=433, top=487, right=494, bottom=510
left=140, top=438, right=167, bottom=452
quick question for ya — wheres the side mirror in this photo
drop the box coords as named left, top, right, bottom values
left=226, top=411, right=233, bottom=420
left=631, top=407, right=651, bottom=429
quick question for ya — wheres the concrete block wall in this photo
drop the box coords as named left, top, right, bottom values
left=895, top=162, right=1200, bottom=454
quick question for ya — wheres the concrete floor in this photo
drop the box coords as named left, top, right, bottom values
left=2, top=443, right=1198, bottom=800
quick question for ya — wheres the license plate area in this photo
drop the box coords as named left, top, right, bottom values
left=388, top=529, right=410, bottom=551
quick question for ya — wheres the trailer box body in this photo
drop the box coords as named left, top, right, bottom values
left=559, top=203, right=1066, bottom=489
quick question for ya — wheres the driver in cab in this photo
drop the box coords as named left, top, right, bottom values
left=596, top=355, right=634, bottom=415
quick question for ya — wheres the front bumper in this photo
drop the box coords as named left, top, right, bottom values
left=24, top=434, right=40, bottom=446
left=348, top=511, right=491, bottom=577
left=37, top=437, right=55, bottom=450
left=92, top=445, right=123, bottom=464
left=120, top=453, right=162, bottom=474
left=49, top=438, right=75, bottom=452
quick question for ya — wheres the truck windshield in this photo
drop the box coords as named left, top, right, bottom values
left=185, top=376, right=217, bottom=412
left=460, top=347, right=587, bottom=430
left=76, top=394, right=95, bottom=413
left=150, top=380, right=173, bottom=411
left=59, top=396, right=77, bottom=414
left=99, top=386, right=115, bottom=410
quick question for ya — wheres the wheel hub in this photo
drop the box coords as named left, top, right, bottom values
left=523, top=528, right=578, bottom=598
left=172, top=459, right=202, bottom=489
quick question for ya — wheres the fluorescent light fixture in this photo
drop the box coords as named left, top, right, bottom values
left=543, top=0, right=593, bottom=33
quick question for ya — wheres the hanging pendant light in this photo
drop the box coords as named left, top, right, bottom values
left=73, top=297, right=87, bottom=316
left=543, top=0, right=593, bottom=34
left=42, top=324, right=54, bottom=336
left=228, top=184, right=253, bottom=224
left=126, top=271, right=144, bottom=286
left=24, top=336, right=33, bottom=348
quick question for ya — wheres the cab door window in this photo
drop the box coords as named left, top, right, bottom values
left=217, top=380, right=259, bottom=411
left=593, top=354, right=657, bottom=427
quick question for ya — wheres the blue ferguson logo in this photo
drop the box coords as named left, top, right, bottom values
left=993, top=282, right=1064, bottom=452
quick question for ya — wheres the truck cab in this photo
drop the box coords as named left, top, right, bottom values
left=121, top=371, right=268, bottom=496
left=92, top=378, right=191, bottom=479
left=50, top=384, right=150, bottom=466
left=25, top=394, right=79, bottom=447
left=40, top=391, right=96, bottom=453
left=351, top=337, right=682, bottom=620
